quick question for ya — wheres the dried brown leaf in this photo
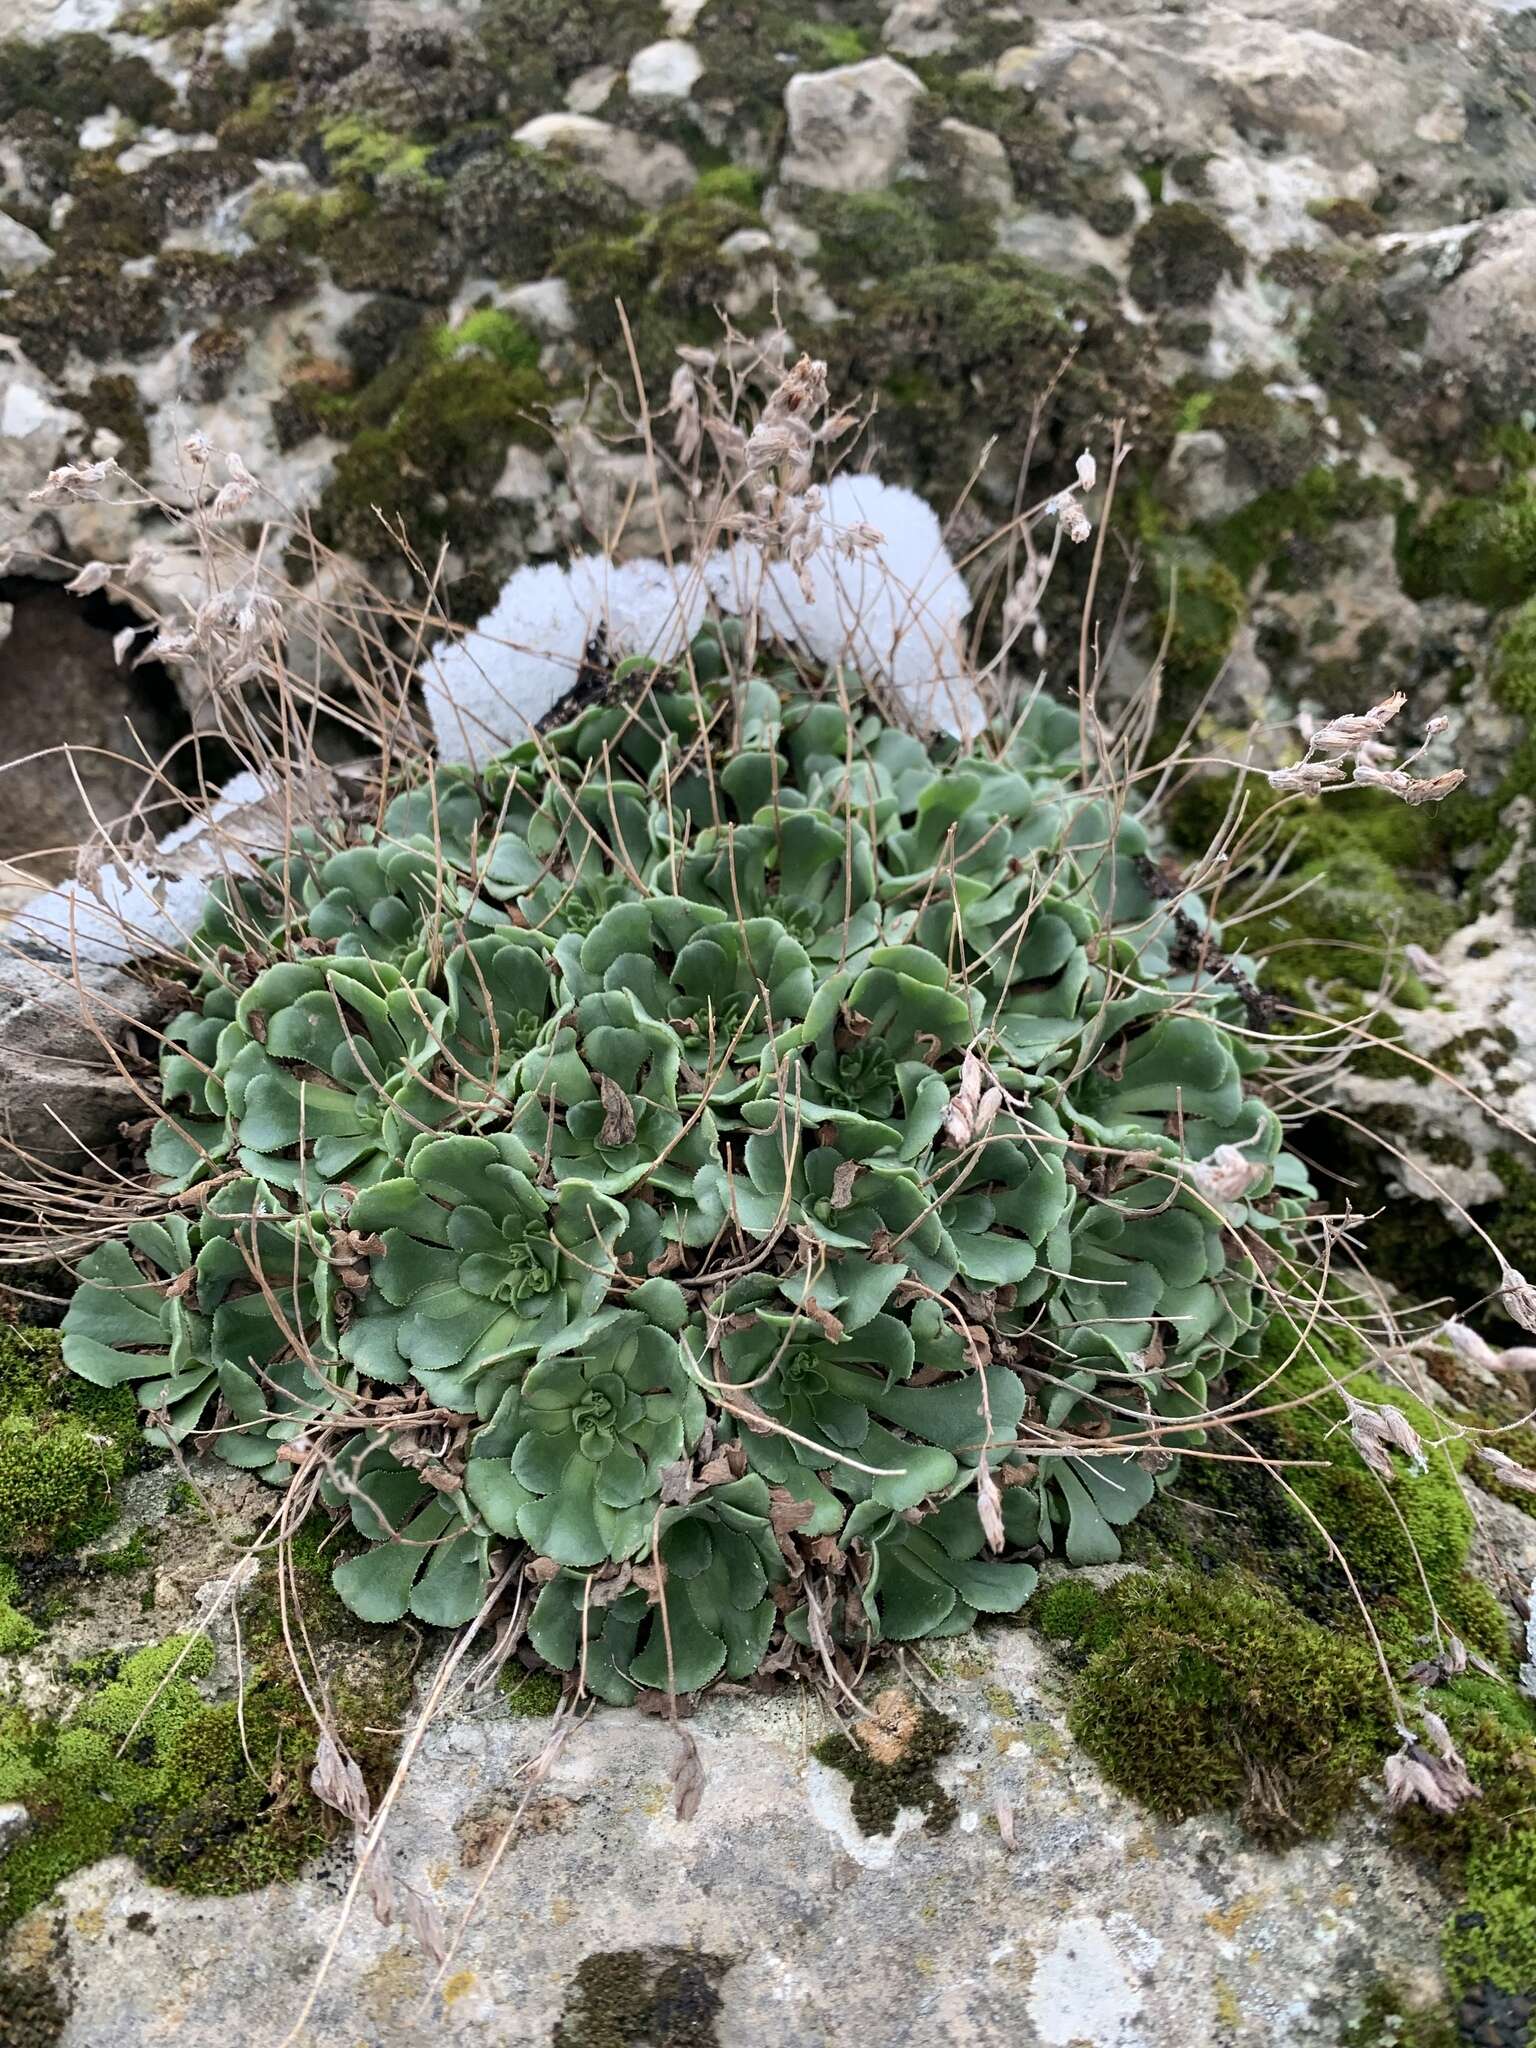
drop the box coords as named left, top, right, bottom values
left=670, top=1727, right=706, bottom=1822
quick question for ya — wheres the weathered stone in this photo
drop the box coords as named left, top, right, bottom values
left=0, top=583, right=186, bottom=880
left=782, top=57, right=928, bottom=194
left=627, top=37, right=704, bottom=101
left=512, top=113, right=696, bottom=207
left=1423, top=208, right=1536, bottom=421
left=24, top=1624, right=1447, bottom=2046
left=0, top=948, right=159, bottom=1174
left=0, top=210, right=52, bottom=280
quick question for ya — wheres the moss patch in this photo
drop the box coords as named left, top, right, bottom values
left=1128, top=202, right=1245, bottom=308
left=314, top=351, right=550, bottom=562
left=0, top=1326, right=144, bottom=1561
left=813, top=1689, right=961, bottom=1836
left=1041, top=1567, right=1391, bottom=1845
left=552, top=1946, right=729, bottom=2048
left=1398, top=481, right=1536, bottom=612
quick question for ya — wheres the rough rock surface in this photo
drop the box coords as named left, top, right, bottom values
left=782, top=56, right=929, bottom=192
left=26, top=1621, right=1446, bottom=2048
left=0, top=947, right=159, bottom=1171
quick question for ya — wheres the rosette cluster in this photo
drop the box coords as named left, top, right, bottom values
left=63, top=624, right=1309, bottom=1698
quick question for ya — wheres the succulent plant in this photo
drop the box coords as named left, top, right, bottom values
left=61, top=620, right=1313, bottom=1698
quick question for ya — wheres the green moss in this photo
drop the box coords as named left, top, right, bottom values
left=687, top=2, right=885, bottom=132
left=432, top=308, right=540, bottom=372
left=500, top=1666, right=566, bottom=1717
left=316, top=352, right=550, bottom=561
left=1176, top=1320, right=1510, bottom=1671
left=1340, top=1983, right=1458, bottom=2048
left=1030, top=1576, right=1104, bottom=1643
left=244, top=182, right=368, bottom=254
left=552, top=1947, right=728, bottom=2048
left=804, top=187, right=942, bottom=282
left=1128, top=202, right=1245, bottom=308
left=692, top=166, right=763, bottom=209
left=1176, top=376, right=1323, bottom=493
left=0, top=1633, right=317, bottom=1923
left=1398, top=484, right=1536, bottom=611
left=1150, top=540, right=1245, bottom=697
left=320, top=116, right=441, bottom=194
left=1205, top=461, right=1401, bottom=588
left=812, top=1698, right=961, bottom=1836
left=0, top=1327, right=143, bottom=1560
left=1060, top=1568, right=1391, bottom=1845
left=1384, top=1684, right=1536, bottom=2012
left=1492, top=598, right=1536, bottom=720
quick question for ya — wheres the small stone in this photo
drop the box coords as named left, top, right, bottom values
left=782, top=57, right=928, bottom=194
left=565, top=63, right=618, bottom=115
left=512, top=113, right=695, bottom=208
left=627, top=38, right=703, bottom=101
left=505, top=277, right=576, bottom=338
left=936, top=116, right=1014, bottom=209
left=0, top=1803, right=30, bottom=1853
left=0, top=211, right=53, bottom=280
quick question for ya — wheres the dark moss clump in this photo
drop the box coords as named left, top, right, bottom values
left=0, top=34, right=170, bottom=127
left=5, top=255, right=162, bottom=376
left=0, top=1961, right=69, bottom=2048
left=444, top=142, right=637, bottom=281
left=338, top=294, right=426, bottom=380
left=1175, top=375, right=1324, bottom=495
left=558, top=187, right=775, bottom=380
left=1310, top=196, right=1386, bottom=240
left=816, top=254, right=1146, bottom=509
left=315, top=351, right=550, bottom=561
left=800, top=178, right=994, bottom=285
left=813, top=1690, right=961, bottom=1836
left=479, top=0, right=667, bottom=122
left=552, top=1946, right=729, bottom=2048
left=75, top=373, right=152, bottom=473
left=152, top=247, right=314, bottom=324
left=1041, top=1567, right=1391, bottom=1845
left=688, top=2, right=884, bottom=133
left=0, top=1325, right=144, bottom=1560
left=323, top=201, right=460, bottom=300
left=1128, top=202, right=1245, bottom=308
